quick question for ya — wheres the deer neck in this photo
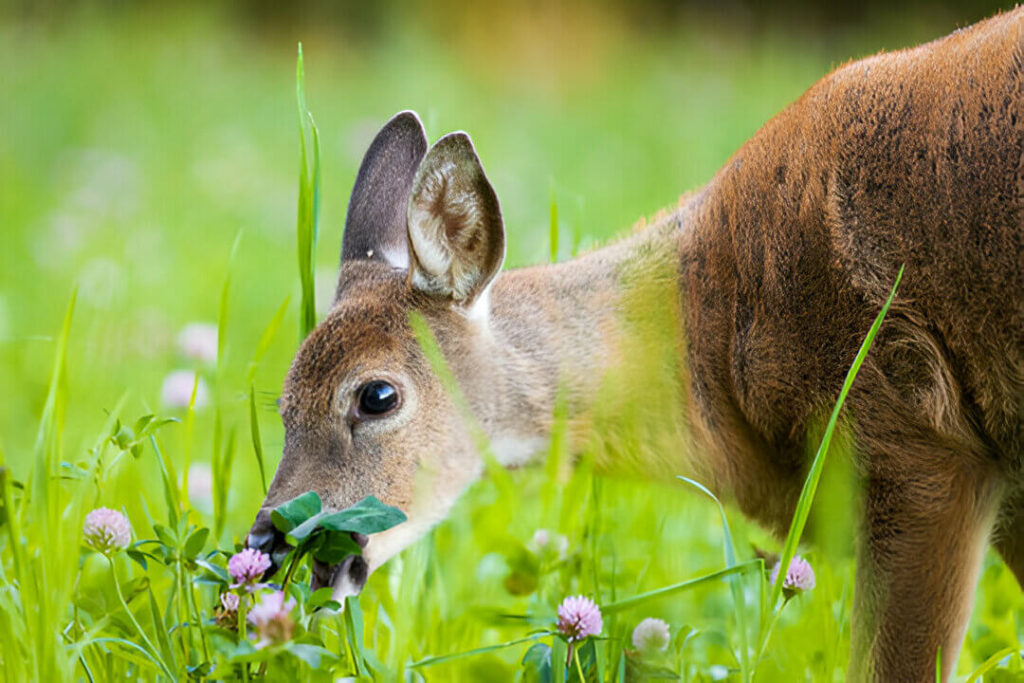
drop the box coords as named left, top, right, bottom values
left=482, top=204, right=693, bottom=474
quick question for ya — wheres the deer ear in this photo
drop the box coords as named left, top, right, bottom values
left=406, top=132, right=505, bottom=306
left=341, top=111, right=428, bottom=268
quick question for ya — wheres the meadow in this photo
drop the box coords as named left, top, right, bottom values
left=0, top=4, right=1021, bottom=680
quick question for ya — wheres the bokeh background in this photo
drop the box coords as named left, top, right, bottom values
left=1, top=1, right=1021, bottom=678
left=2, top=0, right=1013, bottom=476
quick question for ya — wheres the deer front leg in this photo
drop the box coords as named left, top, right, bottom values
left=848, top=449, right=1000, bottom=682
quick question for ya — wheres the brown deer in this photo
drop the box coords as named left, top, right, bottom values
left=247, top=8, right=1024, bottom=680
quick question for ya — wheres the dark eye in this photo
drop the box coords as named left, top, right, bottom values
left=357, top=380, right=399, bottom=416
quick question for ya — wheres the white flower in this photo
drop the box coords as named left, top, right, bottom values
left=160, top=370, right=208, bottom=409
left=83, top=507, right=132, bottom=554
left=187, top=462, right=214, bottom=512
left=177, top=322, right=218, bottom=364
left=632, top=617, right=670, bottom=653
left=532, top=528, right=569, bottom=558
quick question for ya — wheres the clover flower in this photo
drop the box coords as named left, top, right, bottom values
left=770, top=555, right=816, bottom=598
left=177, top=322, right=218, bottom=364
left=187, top=462, right=214, bottom=513
left=160, top=370, right=209, bottom=409
left=532, top=528, right=570, bottom=558
left=248, top=590, right=296, bottom=648
left=220, top=592, right=240, bottom=612
left=228, top=548, right=271, bottom=587
left=215, top=591, right=240, bottom=630
left=83, top=507, right=131, bottom=554
left=556, top=595, right=603, bottom=642
left=632, top=617, right=670, bottom=653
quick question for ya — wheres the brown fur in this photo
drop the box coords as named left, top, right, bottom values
left=249, top=11, right=1024, bottom=681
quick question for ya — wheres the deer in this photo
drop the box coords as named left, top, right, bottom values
left=246, top=8, right=1024, bottom=681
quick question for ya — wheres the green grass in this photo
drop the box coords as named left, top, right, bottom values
left=1, top=5, right=1022, bottom=681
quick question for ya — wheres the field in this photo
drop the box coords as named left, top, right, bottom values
left=0, top=3, right=1021, bottom=680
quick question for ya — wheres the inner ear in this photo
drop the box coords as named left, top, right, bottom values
left=406, top=132, right=505, bottom=306
left=341, top=111, right=428, bottom=269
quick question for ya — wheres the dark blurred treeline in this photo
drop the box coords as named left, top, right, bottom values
left=4, top=0, right=1016, bottom=36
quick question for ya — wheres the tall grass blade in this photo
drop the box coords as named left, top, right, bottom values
left=246, top=295, right=290, bottom=385
left=408, top=311, right=512, bottom=499
left=677, top=476, right=749, bottom=677
left=769, top=265, right=903, bottom=610
left=217, top=231, right=243, bottom=371
left=296, top=43, right=321, bottom=340
left=601, top=560, right=761, bottom=615
left=409, top=633, right=552, bottom=669
left=549, top=187, right=559, bottom=263
left=965, top=647, right=1024, bottom=682
left=249, top=384, right=268, bottom=496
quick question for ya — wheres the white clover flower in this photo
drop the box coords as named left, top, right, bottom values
left=160, top=370, right=209, bottom=409
left=632, top=617, right=670, bottom=653
left=83, top=507, right=131, bottom=554
left=532, top=528, right=569, bottom=558
left=187, top=462, right=214, bottom=513
left=177, top=322, right=218, bottom=364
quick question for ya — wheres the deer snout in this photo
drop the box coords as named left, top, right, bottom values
left=247, top=508, right=373, bottom=595
left=246, top=509, right=287, bottom=577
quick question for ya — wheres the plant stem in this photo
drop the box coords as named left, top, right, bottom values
left=175, top=560, right=191, bottom=665
left=238, top=592, right=250, bottom=682
left=753, top=601, right=787, bottom=674
left=186, top=571, right=211, bottom=664
left=108, top=556, right=173, bottom=679
left=280, top=550, right=302, bottom=593
left=573, top=645, right=586, bottom=682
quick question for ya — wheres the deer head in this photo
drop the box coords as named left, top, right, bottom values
left=245, top=111, right=511, bottom=599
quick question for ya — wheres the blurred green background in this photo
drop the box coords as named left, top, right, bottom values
left=1, top=0, right=1013, bottom=476
left=1, top=1, right=1021, bottom=678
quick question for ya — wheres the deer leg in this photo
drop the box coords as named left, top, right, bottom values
left=993, top=491, right=1024, bottom=587
left=848, top=444, right=1000, bottom=683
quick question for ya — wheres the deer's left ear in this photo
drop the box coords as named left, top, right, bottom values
left=406, top=132, right=505, bottom=306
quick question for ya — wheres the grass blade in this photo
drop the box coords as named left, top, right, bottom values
left=409, top=633, right=553, bottom=669
left=601, top=560, right=761, bottom=615
left=408, top=312, right=513, bottom=499
left=249, top=384, right=268, bottom=496
left=246, top=295, right=290, bottom=385
left=549, top=186, right=558, bottom=263
left=769, top=265, right=903, bottom=610
left=965, top=647, right=1023, bottom=682
left=296, top=43, right=321, bottom=340
left=678, top=476, right=748, bottom=677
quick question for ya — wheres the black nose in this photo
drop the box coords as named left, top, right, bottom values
left=246, top=509, right=286, bottom=577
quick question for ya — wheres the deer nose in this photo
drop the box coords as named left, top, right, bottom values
left=246, top=509, right=284, bottom=563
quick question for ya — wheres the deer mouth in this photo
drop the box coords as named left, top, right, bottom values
left=311, top=555, right=369, bottom=599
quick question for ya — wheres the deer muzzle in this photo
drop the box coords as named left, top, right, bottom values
left=246, top=511, right=370, bottom=597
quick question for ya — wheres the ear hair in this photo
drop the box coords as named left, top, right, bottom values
left=341, top=111, right=428, bottom=269
left=406, top=132, right=505, bottom=306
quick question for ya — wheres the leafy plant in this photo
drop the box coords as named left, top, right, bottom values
left=269, top=492, right=406, bottom=588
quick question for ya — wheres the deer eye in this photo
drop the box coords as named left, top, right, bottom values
left=357, top=380, right=399, bottom=416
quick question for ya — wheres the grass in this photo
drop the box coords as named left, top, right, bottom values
left=1, top=4, right=1022, bottom=681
